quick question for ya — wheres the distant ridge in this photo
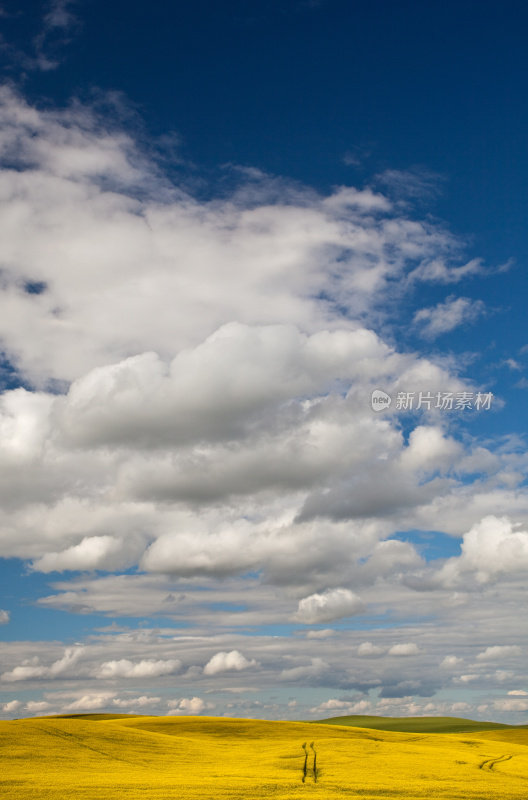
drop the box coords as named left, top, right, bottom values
left=315, top=714, right=523, bottom=734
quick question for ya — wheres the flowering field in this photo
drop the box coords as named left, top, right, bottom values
left=1, top=714, right=528, bottom=799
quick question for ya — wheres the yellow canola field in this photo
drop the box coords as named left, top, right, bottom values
left=1, top=714, right=528, bottom=800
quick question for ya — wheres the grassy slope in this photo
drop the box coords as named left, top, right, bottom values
left=2, top=714, right=528, bottom=799
left=316, top=714, right=518, bottom=733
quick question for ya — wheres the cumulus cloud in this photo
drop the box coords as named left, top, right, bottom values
left=2, top=700, right=21, bottom=713
left=440, top=655, right=462, bottom=668
left=476, top=645, right=522, bottom=662
left=111, top=695, right=161, bottom=709
left=305, top=629, right=335, bottom=639
left=32, top=535, right=127, bottom=572
left=167, top=697, right=211, bottom=715
left=357, top=641, right=386, bottom=657
left=313, top=698, right=350, bottom=711
left=203, top=650, right=257, bottom=676
left=294, top=588, right=364, bottom=624
left=1, top=647, right=84, bottom=682
left=399, top=426, right=461, bottom=475
left=280, top=657, right=330, bottom=682
left=63, top=692, right=116, bottom=712
left=58, top=323, right=393, bottom=450
left=388, top=643, right=420, bottom=657
left=414, top=296, right=485, bottom=338
left=96, top=658, right=181, bottom=679
left=0, top=87, right=485, bottom=387
left=449, top=701, right=471, bottom=713
left=493, top=698, right=528, bottom=712
left=25, top=700, right=51, bottom=713
left=310, top=697, right=370, bottom=715
left=455, top=674, right=479, bottom=684
left=0, top=609, right=9, bottom=624
left=438, top=516, right=528, bottom=586
left=38, top=690, right=162, bottom=713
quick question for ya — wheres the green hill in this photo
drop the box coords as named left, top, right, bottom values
left=316, top=714, right=520, bottom=733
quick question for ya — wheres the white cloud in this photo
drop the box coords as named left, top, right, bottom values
left=399, top=426, right=461, bottom=474
left=315, top=698, right=350, bottom=711
left=494, top=670, right=515, bottom=683
left=25, top=700, right=52, bottom=713
left=438, top=516, right=528, bottom=586
left=203, top=650, right=257, bottom=676
left=294, top=588, right=364, bottom=624
left=280, top=657, right=329, bottom=682
left=1, top=664, right=48, bottom=682
left=0, top=609, right=9, bottom=624
left=409, top=258, right=485, bottom=284
left=32, top=535, right=126, bottom=572
left=455, top=674, right=479, bottom=684
left=440, top=655, right=462, bottom=668
left=493, top=698, right=528, bottom=712
left=63, top=692, right=116, bottom=712
left=2, top=700, right=21, bottom=713
left=388, top=643, right=420, bottom=657
left=0, top=87, right=484, bottom=387
left=305, top=629, right=335, bottom=639
left=96, top=658, right=181, bottom=679
left=1, top=647, right=84, bottom=682
left=357, top=642, right=386, bottom=657
left=36, top=690, right=162, bottom=713
left=310, top=697, right=370, bottom=716
left=167, top=697, right=211, bottom=715
left=449, top=701, right=471, bottom=713
left=111, top=695, right=161, bottom=709
left=476, top=645, right=522, bottom=662
left=414, top=296, right=485, bottom=338
left=507, top=690, right=528, bottom=696
left=58, top=323, right=392, bottom=449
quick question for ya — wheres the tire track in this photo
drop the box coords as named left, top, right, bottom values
left=479, top=753, right=513, bottom=771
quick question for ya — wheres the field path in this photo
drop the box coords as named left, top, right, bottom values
left=479, top=753, right=513, bottom=771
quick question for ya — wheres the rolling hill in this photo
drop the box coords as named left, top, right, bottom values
left=316, top=714, right=522, bottom=734
left=1, top=713, right=528, bottom=799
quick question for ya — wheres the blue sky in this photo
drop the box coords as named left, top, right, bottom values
left=0, top=0, right=528, bottom=722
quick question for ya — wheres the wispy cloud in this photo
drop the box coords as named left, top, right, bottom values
left=414, top=296, right=485, bottom=338
left=375, top=167, right=445, bottom=203
left=33, top=0, right=81, bottom=70
left=0, top=0, right=81, bottom=72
